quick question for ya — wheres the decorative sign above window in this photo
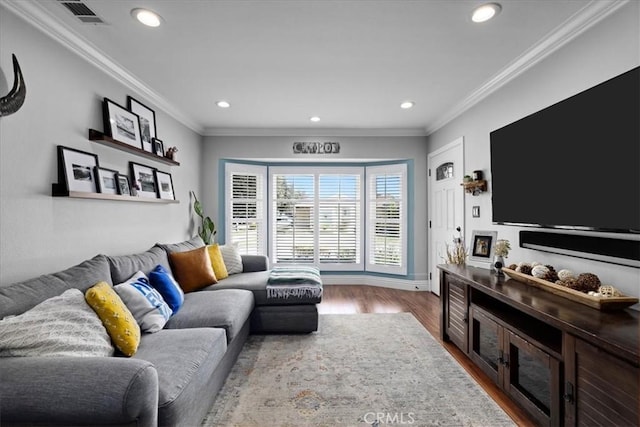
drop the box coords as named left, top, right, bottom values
left=293, top=142, right=340, bottom=154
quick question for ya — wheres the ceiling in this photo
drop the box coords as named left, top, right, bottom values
left=5, top=0, right=621, bottom=135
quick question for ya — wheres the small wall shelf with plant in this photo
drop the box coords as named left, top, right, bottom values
left=462, top=170, right=487, bottom=195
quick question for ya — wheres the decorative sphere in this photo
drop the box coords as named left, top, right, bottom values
left=531, top=265, right=550, bottom=278
left=557, top=269, right=575, bottom=281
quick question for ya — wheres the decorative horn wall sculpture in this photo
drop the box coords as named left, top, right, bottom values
left=0, top=54, right=26, bottom=117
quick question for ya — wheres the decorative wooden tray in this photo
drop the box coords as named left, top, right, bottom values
left=502, top=268, right=638, bottom=310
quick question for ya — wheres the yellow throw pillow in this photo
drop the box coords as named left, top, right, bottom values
left=85, top=282, right=141, bottom=356
left=169, top=246, right=217, bottom=293
left=207, top=244, right=229, bottom=280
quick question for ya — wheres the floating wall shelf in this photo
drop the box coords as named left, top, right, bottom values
left=461, top=180, right=487, bottom=195
left=88, top=129, right=180, bottom=166
left=52, top=184, right=179, bottom=204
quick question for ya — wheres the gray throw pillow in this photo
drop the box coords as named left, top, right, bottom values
left=0, top=289, right=114, bottom=357
left=114, top=271, right=172, bottom=333
left=220, top=244, right=243, bottom=275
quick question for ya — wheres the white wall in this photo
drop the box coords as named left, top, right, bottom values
left=427, top=2, right=640, bottom=299
left=202, top=135, right=429, bottom=280
left=0, top=10, right=203, bottom=284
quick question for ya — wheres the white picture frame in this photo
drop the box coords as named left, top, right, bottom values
left=469, top=230, right=498, bottom=265
left=94, top=167, right=119, bottom=195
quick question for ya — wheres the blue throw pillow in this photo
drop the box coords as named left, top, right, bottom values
left=149, top=265, right=185, bottom=314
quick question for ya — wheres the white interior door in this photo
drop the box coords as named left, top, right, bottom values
left=428, top=137, right=464, bottom=295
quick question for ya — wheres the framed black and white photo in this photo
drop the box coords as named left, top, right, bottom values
left=58, top=146, right=99, bottom=193
left=153, top=137, right=164, bottom=157
left=103, top=98, right=142, bottom=149
left=94, top=167, right=119, bottom=195
left=127, top=96, right=157, bottom=153
left=116, top=173, right=131, bottom=196
left=154, top=170, right=175, bottom=200
left=469, top=230, right=497, bottom=264
left=130, top=162, right=158, bottom=198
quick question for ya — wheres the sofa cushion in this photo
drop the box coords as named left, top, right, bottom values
left=148, top=265, right=184, bottom=313
left=209, top=271, right=322, bottom=306
left=114, top=272, right=172, bottom=333
left=207, top=244, right=229, bottom=280
left=155, top=236, right=205, bottom=254
left=0, top=254, right=112, bottom=319
left=132, top=328, right=226, bottom=417
left=0, top=289, right=114, bottom=357
left=165, top=289, right=254, bottom=343
left=108, top=246, right=171, bottom=285
left=85, top=282, right=141, bottom=356
left=168, top=247, right=217, bottom=293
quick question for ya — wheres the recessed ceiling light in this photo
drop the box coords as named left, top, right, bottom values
left=310, top=116, right=321, bottom=122
left=131, top=8, right=162, bottom=27
left=400, top=101, right=415, bottom=109
left=471, top=3, right=501, bottom=23
left=216, top=100, right=231, bottom=108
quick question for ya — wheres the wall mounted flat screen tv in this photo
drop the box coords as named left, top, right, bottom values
left=490, top=66, right=639, bottom=234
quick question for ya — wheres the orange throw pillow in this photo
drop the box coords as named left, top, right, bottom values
left=168, top=246, right=217, bottom=293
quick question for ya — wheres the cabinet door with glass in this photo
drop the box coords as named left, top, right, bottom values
left=470, top=304, right=561, bottom=427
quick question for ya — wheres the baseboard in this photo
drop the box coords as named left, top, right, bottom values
left=320, top=275, right=430, bottom=291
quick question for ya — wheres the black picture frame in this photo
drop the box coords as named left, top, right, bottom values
left=94, top=166, right=119, bottom=195
left=127, top=96, right=157, bottom=153
left=116, top=173, right=131, bottom=196
left=130, top=161, right=158, bottom=199
left=57, top=145, right=99, bottom=193
left=154, top=170, right=175, bottom=200
left=103, top=98, right=143, bottom=149
left=153, top=137, right=164, bottom=157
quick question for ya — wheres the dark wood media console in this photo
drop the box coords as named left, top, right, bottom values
left=438, top=264, right=639, bottom=427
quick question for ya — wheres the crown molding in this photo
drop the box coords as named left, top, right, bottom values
left=1, top=0, right=204, bottom=134
left=425, top=0, right=630, bottom=136
left=203, top=127, right=427, bottom=137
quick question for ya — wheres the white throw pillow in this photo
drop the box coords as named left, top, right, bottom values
left=114, top=271, right=172, bottom=333
left=219, top=244, right=243, bottom=275
left=0, top=289, right=114, bottom=357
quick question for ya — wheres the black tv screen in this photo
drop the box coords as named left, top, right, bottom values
left=490, top=66, right=640, bottom=234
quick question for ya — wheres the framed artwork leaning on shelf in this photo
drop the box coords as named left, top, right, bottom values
left=130, top=162, right=158, bottom=199
left=154, top=170, right=175, bottom=200
left=58, top=145, right=99, bottom=193
left=94, top=167, right=119, bottom=195
left=116, top=173, right=131, bottom=196
left=103, top=98, right=142, bottom=149
left=127, top=96, right=157, bottom=153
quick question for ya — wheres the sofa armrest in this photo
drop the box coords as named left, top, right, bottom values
left=241, top=254, right=269, bottom=272
left=0, top=356, right=158, bottom=427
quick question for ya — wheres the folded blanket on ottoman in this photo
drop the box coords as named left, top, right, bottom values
left=267, top=266, right=323, bottom=300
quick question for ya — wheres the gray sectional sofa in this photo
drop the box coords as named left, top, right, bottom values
left=0, top=237, right=321, bottom=426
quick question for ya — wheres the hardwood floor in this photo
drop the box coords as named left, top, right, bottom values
left=318, top=285, right=535, bottom=427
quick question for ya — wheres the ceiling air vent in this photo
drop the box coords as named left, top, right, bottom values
left=57, top=0, right=106, bottom=24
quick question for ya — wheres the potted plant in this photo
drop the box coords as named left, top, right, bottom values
left=190, top=191, right=216, bottom=244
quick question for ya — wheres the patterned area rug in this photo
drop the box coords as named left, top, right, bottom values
left=202, top=313, right=515, bottom=427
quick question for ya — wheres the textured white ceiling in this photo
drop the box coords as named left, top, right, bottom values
left=22, top=0, right=606, bottom=133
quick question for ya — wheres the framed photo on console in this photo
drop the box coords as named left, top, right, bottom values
left=94, top=167, right=119, bottom=195
left=130, top=162, right=158, bottom=199
left=469, top=230, right=497, bottom=265
left=58, top=145, right=99, bottom=193
left=127, top=96, right=157, bottom=153
left=154, top=170, right=175, bottom=200
left=103, top=98, right=142, bottom=149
